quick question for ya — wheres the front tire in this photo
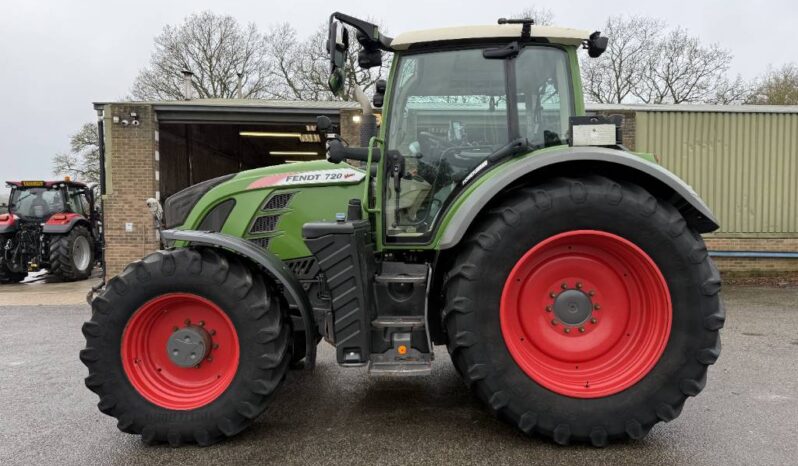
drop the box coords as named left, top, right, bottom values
left=80, top=248, right=291, bottom=446
left=49, top=225, right=94, bottom=281
left=443, top=176, right=724, bottom=446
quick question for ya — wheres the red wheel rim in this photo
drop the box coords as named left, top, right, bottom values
left=121, top=293, right=239, bottom=410
left=501, top=230, right=671, bottom=398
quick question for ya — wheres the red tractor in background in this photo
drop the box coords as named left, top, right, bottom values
left=0, top=179, right=101, bottom=283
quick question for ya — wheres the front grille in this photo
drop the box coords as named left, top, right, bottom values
left=250, top=215, right=280, bottom=234
left=249, top=237, right=271, bottom=250
left=262, top=192, right=294, bottom=210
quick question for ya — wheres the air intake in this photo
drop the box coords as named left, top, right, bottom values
left=262, top=192, right=294, bottom=210
left=250, top=215, right=280, bottom=233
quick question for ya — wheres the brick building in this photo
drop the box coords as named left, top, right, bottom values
left=94, top=99, right=362, bottom=276
left=94, top=100, right=798, bottom=277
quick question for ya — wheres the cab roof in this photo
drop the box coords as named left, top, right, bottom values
left=6, top=180, right=89, bottom=189
left=390, top=24, right=591, bottom=50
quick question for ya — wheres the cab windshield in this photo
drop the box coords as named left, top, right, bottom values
left=10, top=187, right=65, bottom=219
left=384, top=45, right=573, bottom=239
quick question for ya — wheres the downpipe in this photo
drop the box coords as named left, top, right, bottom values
left=87, top=108, right=108, bottom=304
left=354, top=85, right=377, bottom=147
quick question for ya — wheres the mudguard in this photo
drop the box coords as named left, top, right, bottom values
left=0, top=213, right=17, bottom=234
left=160, top=229, right=317, bottom=368
left=438, top=146, right=720, bottom=249
left=43, top=213, right=89, bottom=234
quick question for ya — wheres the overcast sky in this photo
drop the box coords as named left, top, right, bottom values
left=0, top=0, right=795, bottom=195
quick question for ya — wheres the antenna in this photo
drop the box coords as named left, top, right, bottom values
left=497, top=18, right=535, bottom=39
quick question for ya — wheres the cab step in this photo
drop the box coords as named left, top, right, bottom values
left=367, top=331, right=433, bottom=376
left=371, top=316, right=425, bottom=328
left=368, top=358, right=432, bottom=376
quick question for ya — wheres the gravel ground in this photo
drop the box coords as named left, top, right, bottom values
left=1, top=286, right=797, bottom=465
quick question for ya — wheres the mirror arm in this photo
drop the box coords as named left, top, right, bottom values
left=330, top=12, right=394, bottom=51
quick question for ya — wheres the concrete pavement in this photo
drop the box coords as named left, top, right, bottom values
left=1, top=286, right=797, bottom=465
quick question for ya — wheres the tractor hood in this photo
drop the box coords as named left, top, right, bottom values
left=174, top=159, right=367, bottom=260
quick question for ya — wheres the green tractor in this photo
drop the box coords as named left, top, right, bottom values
left=81, top=13, right=724, bottom=446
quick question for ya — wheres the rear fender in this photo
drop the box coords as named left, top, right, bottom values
left=0, top=213, right=17, bottom=234
left=160, top=229, right=317, bottom=368
left=43, top=213, right=90, bottom=234
left=437, top=146, right=720, bottom=249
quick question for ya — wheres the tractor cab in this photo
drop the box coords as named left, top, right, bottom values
left=6, top=180, right=94, bottom=223
left=322, top=13, right=608, bottom=245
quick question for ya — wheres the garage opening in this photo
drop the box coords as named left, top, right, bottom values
left=154, top=101, right=355, bottom=200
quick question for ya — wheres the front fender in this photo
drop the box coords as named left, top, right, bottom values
left=438, top=146, right=719, bottom=249
left=160, top=229, right=316, bottom=368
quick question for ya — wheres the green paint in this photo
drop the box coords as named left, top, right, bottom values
left=179, top=160, right=364, bottom=260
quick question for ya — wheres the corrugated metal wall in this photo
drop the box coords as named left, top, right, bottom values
left=636, top=111, right=798, bottom=235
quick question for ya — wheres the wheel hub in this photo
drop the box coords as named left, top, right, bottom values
left=500, top=230, right=672, bottom=398
left=552, top=289, right=592, bottom=326
left=167, top=325, right=212, bottom=368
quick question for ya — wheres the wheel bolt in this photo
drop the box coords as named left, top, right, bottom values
left=213, top=343, right=219, bottom=350
left=207, top=356, right=213, bottom=362
left=210, top=329, right=216, bottom=336
left=579, top=327, right=585, bottom=333
left=551, top=319, right=558, bottom=326
left=545, top=305, right=552, bottom=312
left=588, top=290, right=595, bottom=296
left=594, top=304, right=601, bottom=310
left=550, top=292, right=557, bottom=298
left=576, top=282, right=583, bottom=289
left=561, top=282, right=568, bottom=289
left=173, top=326, right=179, bottom=332
left=198, top=320, right=205, bottom=327
left=591, top=318, right=598, bottom=324
left=184, top=319, right=191, bottom=325
left=564, top=327, right=571, bottom=334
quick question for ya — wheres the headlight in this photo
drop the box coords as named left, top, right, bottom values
left=163, top=174, right=234, bottom=229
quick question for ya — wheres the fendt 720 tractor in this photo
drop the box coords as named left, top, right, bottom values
left=81, top=13, right=724, bottom=446
left=1, top=179, right=99, bottom=283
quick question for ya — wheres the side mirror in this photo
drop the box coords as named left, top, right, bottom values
left=316, top=115, right=333, bottom=132
left=356, top=31, right=382, bottom=68
left=327, top=20, right=349, bottom=96
left=586, top=31, right=608, bottom=58
left=372, top=79, right=386, bottom=108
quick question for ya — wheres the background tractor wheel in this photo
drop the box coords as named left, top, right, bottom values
left=443, top=176, right=723, bottom=446
left=0, top=235, right=27, bottom=283
left=49, top=225, right=94, bottom=281
left=80, top=248, right=292, bottom=446
left=0, top=263, right=27, bottom=284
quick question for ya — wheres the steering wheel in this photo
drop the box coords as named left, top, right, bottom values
left=418, top=131, right=452, bottom=150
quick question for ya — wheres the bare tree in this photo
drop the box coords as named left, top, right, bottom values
left=580, top=16, right=664, bottom=103
left=581, top=16, right=748, bottom=105
left=131, top=11, right=279, bottom=100
left=634, top=28, right=741, bottom=104
left=515, top=6, right=555, bottom=25
left=52, top=123, right=100, bottom=183
left=266, top=22, right=391, bottom=101
left=747, top=63, right=798, bottom=105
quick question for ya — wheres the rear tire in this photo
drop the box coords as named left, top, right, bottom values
left=443, top=176, right=723, bottom=446
left=49, top=225, right=94, bottom=281
left=80, top=248, right=291, bottom=446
